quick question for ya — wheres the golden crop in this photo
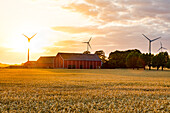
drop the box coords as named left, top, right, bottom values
left=0, top=69, right=169, bottom=112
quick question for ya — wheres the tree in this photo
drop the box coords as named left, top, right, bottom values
left=126, top=52, right=140, bottom=69
left=108, top=49, right=141, bottom=68
left=148, top=54, right=153, bottom=70
left=137, top=54, right=147, bottom=70
left=160, top=52, right=169, bottom=70
left=152, top=55, right=160, bottom=70
left=95, top=50, right=106, bottom=63
left=166, top=59, right=170, bottom=68
left=152, top=52, right=169, bottom=71
left=164, top=52, right=169, bottom=65
left=142, top=53, right=154, bottom=70
left=102, top=60, right=111, bottom=69
left=83, top=51, right=90, bottom=54
left=137, top=53, right=155, bottom=70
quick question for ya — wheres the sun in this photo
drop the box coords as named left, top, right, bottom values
left=7, top=32, right=44, bottom=53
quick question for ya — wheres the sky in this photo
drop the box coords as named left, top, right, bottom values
left=0, top=0, right=170, bottom=64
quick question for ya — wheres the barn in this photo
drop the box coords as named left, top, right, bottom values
left=37, top=56, right=55, bottom=68
left=23, top=61, right=37, bottom=68
left=54, top=53, right=102, bottom=69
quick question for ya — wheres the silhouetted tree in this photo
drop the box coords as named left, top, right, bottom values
left=126, top=52, right=140, bottom=69
left=108, top=50, right=127, bottom=68
left=152, top=55, right=160, bottom=70
left=137, top=53, right=147, bottom=70
left=166, top=59, right=170, bottom=68
left=137, top=53, right=154, bottom=70
left=83, top=51, right=90, bottom=54
left=163, top=52, right=169, bottom=70
left=102, top=60, right=111, bottom=69
left=144, top=53, right=154, bottom=70
left=108, top=49, right=141, bottom=68
left=159, top=52, right=169, bottom=70
left=152, top=52, right=169, bottom=71
left=95, top=50, right=106, bottom=63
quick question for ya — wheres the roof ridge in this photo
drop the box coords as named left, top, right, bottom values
left=58, top=52, right=96, bottom=55
left=40, top=56, right=56, bottom=57
left=58, top=53, right=101, bottom=61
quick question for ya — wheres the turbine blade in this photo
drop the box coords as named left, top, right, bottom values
left=82, top=42, right=87, bottom=43
left=160, top=42, right=162, bottom=47
left=162, top=47, right=167, bottom=50
left=88, top=43, right=92, bottom=49
left=23, top=34, right=29, bottom=39
left=89, top=37, right=92, bottom=42
left=142, top=34, right=150, bottom=41
left=151, top=37, right=161, bottom=42
left=31, top=33, right=37, bottom=39
left=158, top=48, right=162, bottom=52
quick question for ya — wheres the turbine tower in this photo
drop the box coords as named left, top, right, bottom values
left=158, top=42, right=167, bottom=52
left=142, top=34, right=161, bottom=54
left=23, top=33, right=37, bottom=62
left=83, top=37, right=92, bottom=51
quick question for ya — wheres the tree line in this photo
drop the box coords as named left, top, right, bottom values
left=93, top=49, right=170, bottom=70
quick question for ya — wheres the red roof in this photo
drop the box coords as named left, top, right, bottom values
left=58, top=53, right=101, bottom=61
left=37, top=56, right=55, bottom=64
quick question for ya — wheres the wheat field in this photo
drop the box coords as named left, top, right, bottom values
left=0, top=69, right=169, bottom=112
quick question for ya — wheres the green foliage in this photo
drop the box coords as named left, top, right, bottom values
left=152, top=55, right=160, bottom=70
left=126, top=52, right=140, bottom=69
left=143, top=53, right=154, bottom=70
left=83, top=51, right=91, bottom=54
left=137, top=54, right=146, bottom=69
left=144, top=53, right=154, bottom=65
left=152, top=52, right=169, bottom=70
left=108, top=49, right=141, bottom=68
left=95, top=50, right=106, bottom=63
left=103, top=49, right=169, bottom=70
left=166, top=59, right=170, bottom=68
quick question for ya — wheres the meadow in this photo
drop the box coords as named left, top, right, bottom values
left=0, top=69, right=169, bottom=112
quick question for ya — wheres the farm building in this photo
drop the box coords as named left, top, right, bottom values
left=23, top=53, right=102, bottom=69
left=23, top=61, right=37, bottom=68
left=54, top=53, right=102, bottom=69
left=36, top=56, right=56, bottom=68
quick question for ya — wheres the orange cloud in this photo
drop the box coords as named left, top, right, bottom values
left=63, top=3, right=99, bottom=17
left=62, top=0, right=170, bottom=24
left=44, top=40, right=85, bottom=54
left=52, top=26, right=107, bottom=34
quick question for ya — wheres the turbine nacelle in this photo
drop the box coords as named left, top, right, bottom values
left=158, top=42, right=167, bottom=52
left=82, top=37, right=92, bottom=51
left=23, top=33, right=37, bottom=42
left=142, top=34, right=161, bottom=54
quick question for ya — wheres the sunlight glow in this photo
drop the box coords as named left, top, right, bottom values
left=0, top=0, right=169, bottom=64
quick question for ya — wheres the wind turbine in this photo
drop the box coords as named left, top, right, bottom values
left=83, top=37, right=92, bottom=51
left=142, top=34, right=161, bottom=54
left=158, top=42, right=167, bottom=52
left=23, top=33, right=37, bottom=62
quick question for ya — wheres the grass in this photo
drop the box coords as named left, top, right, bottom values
left=0, top=69, right=170, bottom=112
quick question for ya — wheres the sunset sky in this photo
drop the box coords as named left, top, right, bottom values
left=0, top=0, right=170, bottom=64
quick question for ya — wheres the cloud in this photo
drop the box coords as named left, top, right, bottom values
left=61, top=0, right=170, bottom=24
left=52, top=24, right=156, bottom=36
left=52, top=25, right=113, bottom=34
left=44, top=36, right=119, bottom=55
left=63, top=2, right=99, bottom=17
left=50, top=0, right=170, bottom=54
left=44, top=40, right=86, bottom=54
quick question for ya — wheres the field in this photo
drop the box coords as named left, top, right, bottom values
left=0, top=69, right=170, bottom=112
